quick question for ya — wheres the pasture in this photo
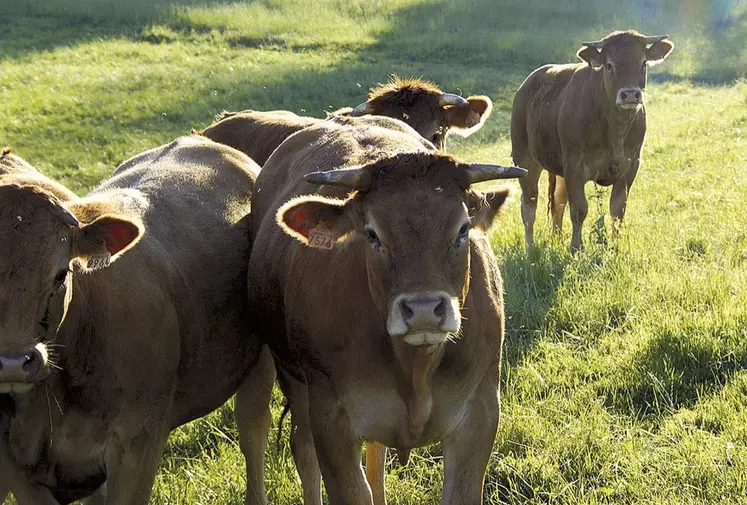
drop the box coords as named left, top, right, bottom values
left=1, top=0, right=746, bottom=503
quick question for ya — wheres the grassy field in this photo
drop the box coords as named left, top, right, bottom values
left=2, top=0, right=747, bottom=503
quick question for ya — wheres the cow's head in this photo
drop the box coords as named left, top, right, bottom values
left=0, top=178, right=143, bottom=394
left=577, top=30, right=674, bottom=110
left=278, top=153, right=525, bottom=346
left=347, top=76, right=493, bottom=149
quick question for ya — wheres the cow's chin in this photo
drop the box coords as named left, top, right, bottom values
left=0, top=382, right=37, bottom=395
left=402, top=332, right=452, bottom=347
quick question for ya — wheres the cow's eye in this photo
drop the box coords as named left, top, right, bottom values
left=456, top=221, right=471, bottom=245
left=605, top=62, right=614, bottom=72
left=53, top=269, right=69, bottom=290
left=365, top=227, right=382, bottom=250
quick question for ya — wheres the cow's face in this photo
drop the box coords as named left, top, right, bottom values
left=0, top=181, right=142, bottom=394
left=279, top=153, right=524, bottom=347
left=577, top=31, right=674, bottom=110
left=347, top=77, right=493, bottom=149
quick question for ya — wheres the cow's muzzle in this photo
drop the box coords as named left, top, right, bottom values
left=387, top=292, right=461, bottom=346
left=616, top=88, right=643, bottom=109
left=0, top=343, right=47, bottom=393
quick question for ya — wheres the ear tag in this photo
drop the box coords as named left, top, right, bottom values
left=308, top=226, right=334, bottom=250
left=87, top=252, right=112, bottom=270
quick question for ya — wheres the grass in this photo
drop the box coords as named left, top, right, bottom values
left=1, top=0, right=746, bottom=503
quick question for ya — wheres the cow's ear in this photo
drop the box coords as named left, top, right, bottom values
left=467, top=187, right=511, bottom=231
left=66, top=200, right=144, bottom=270
left=444, top=96, right=493, bottom=137
left=646, top=39, right=674, bottom=65
left=577, top=46, right=604, bottom=67
left=277, top=195, right=356, bottom=248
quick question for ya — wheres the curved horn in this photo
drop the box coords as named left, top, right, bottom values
left=349, top=102, right=375, bottom=116
left=439, top=93, right=469, bottom=107
left=304, top=167, right=372, bottom=191
left=466, top=163, right=527, bottom=184
left=58, top=205, right=80, bottom=228
left=582, top=40, right=605, bottom=49
left=642, top=34, right=669, bottom=45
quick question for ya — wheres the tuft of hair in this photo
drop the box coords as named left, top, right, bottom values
left=214, top=110, right=238, bottom=122
left=1, top=147, right=12, bottom=158
left=368, top=74, right=444, bottom=102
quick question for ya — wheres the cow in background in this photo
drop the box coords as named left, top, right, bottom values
left=511, top=30, right=674, bottom=251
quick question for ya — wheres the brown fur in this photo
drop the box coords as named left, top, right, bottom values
left=0, top=137, right=268, bottom=504
left=512, top=30, right=673, bottom=251
left=199, top=76, right=493, bottom=165
left=246, top=115, right=510, bottom=505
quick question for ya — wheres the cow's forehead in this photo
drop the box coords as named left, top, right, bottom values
left=604, top=36, right=647, bottom=60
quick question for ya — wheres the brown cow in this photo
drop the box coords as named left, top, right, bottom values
left=199, top=75, right=493, bottom=165
left=511, top=30, right=674, bottom=251
left=0, top=138, right=271, bottom=505
left=245, top=115, right=525, bottom=505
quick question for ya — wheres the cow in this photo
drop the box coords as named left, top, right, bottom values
left=0, top=138, right=272, bottom=505
left=199, top=75, right=493, bottom=165
left=511, top=30, right=674, bottom=252
left=245, top=114, right=526, bottom=505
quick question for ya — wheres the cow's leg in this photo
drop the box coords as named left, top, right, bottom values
left=277, top=369, right=323, bottom=505
left=235, top=346, right=276, bottom=505
left=102, top=419, right=171, bottom=505
left=551, top=175, right=568, bottom=234
left=83, top=484, right=107, bottom=505
left=518, top=161, right=543, bottom=250
left=609, top=159, right=638, bottom=237
left=564, top=167, right=588, bottom=253
left=440, top=365, right=499, bottom=505
left=307, top=375, right=371, bottom=505
left=365, top=442, right=387, bottom=505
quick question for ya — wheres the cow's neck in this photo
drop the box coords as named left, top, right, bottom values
left=391, top=341, right=445, bottom=448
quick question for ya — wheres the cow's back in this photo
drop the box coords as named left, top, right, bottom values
left=90, top=135, right=260, bottom=425
left=201, top=110, right=321, bottom=166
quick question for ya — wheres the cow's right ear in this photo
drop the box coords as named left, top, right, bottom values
left=277, top=195, right=356, bottom=248
left=444, top=96, right=493, bottom=136
left=577, top=46, right=604, bottom=67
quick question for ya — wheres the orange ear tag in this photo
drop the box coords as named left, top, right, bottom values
left=307, top=226, right=334, bottom=250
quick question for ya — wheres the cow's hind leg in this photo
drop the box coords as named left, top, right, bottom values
left=440, top=364, right=499, bottom=505
left=277, top=368, right=323, bottom=505
left=550, top=175, right=568, bottom=234
left=517, top=159, right=543, bottom=250
left=365, top=442, right=387, bottom=505
left=235, top=346, right=276, bottom=505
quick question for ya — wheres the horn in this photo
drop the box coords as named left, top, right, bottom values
left=466, top=163, right=527, bottom=184
left=642, top=34, right=669, bottom=45
left=59, top=206, right=80, bottom=228
left=439, top=93, right=469, bottom=107
left=581, top=40, right=605, bottom=49
left=349, top=102, right=375, bottom=116
left=304, top=167, right=372, bottom=190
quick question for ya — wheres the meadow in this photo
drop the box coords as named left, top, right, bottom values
left=1, top=0, right=746, bottom=503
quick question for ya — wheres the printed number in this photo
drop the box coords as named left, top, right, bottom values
left=308, top=231, right=333, bottom=250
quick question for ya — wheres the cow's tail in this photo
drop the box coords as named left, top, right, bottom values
left=275, top=401, right=291, bottom=449
left=547, top=173, right=557, bottom=218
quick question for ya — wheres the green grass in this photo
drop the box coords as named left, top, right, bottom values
left=2, top=0, right=747, bottom=503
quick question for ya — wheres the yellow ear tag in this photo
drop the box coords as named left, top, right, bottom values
left=87, top=252, right=111, bottom=270
left=308, top=226, right=334, bottom=250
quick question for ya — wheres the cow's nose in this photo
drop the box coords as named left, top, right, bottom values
left=0, top=347, right=45, bottom=382
left=617, top=87, right=643, bottom=106
left=399, top=296, right=447, bottom=331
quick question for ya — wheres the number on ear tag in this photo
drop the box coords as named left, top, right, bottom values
left=308, top=227, right=334, bottom=250
left=87, top=252, right=112, bottom=270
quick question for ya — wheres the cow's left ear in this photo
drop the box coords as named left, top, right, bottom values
left=277, top=195, right=356, bottom=248
left=577, top=46, right=604, bottom=67
left=646, top=39, right=674, bottom=65
left=467, top=187, right=511, bottom=231
left=66, top=200, right=144, bottom=270
left=444, top=96, right=493, bottom=136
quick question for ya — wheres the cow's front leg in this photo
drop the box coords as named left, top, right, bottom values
left=609, top=159, right=639, bottom=237
left=103, top=418, right=171, bottom=505
left=365, top=442, right=387, bottom=505
left=235, top=346, right=276, bottom=505
left=440, top=364, right=499, bottom=505
left=307, top=372, right=371, bottom=505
